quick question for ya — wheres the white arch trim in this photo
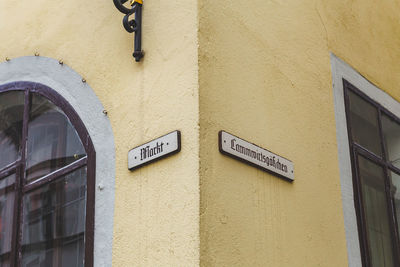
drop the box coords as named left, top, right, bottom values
left=0, top=56, right=115, bottom=267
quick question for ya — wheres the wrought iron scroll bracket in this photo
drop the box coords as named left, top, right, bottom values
left=113, top=0, right=144, bottom=62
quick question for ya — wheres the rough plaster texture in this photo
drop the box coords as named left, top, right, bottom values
left=2, top=0, right=400, bottom=266
left=0, top=0, right=199, bottom=266
left=0, top=56, right=115, bottom=267
left=199, top=0, right=400, bottom=266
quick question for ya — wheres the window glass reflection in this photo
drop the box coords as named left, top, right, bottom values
left=348, top=91, right=382, bottom=156
left=0, top=174, right=16, bottom=267
left=382, top=115, right=400, bottom=169
left=390, top=171, right=400, bottom=238
left=358, top=156, right=394, bottom=267
left=0, top=91, right=24, bottom=169
left=21, top=167, right=86, bottom=267
left=26, top=94, right=86, bottom=182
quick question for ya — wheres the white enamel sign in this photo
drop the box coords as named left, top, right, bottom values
left=219, top=131, right=294, bottom=181
left=128, top=131, right=181, bottom=170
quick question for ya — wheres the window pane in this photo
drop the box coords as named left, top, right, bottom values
left=21, top=167, right=86, bottom=267
left=348, top=90, right=382, bottom=156
left=26, top=94, right=86, bottom=182
left=0, top=91, right=24, bottom=169
left=390, top=171, right=400, bottom=238
left=0, top=174, right=16, bottom=267
left=358, top=156, right=394, bottom=267
left=382, top=115, right=400, bottom=169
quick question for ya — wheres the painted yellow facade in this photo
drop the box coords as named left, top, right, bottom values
left=0, top=0, right=199, bottom=266
left=0, top=0, right=399, bottom=266
left=198, top=0, right=400, bottom=266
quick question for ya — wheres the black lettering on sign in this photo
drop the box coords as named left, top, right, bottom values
left=128, top=131, right=181, bottom=171
left=218, top=131, right=294, bottom=181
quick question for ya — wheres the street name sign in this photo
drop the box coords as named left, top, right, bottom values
left=219, top=131, right=294, bottom=181
left=128, top=130, right=181, bottom=170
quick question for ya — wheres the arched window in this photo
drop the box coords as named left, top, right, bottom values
left=0, top=82, right=95, bottom=267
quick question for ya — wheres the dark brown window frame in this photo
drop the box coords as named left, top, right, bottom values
left=344, top=79, right=400, bottom=267
left=0, top=81, right=95, bottom=267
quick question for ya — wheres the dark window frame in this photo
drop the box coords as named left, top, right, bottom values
left=344, top=79, right=400, bottom=267
left=0, top=81, right=95, bottom=267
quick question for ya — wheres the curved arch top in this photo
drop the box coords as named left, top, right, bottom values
left=0, top=56, right=115, bottom=267
left=0, top=81, right=93, bottom=154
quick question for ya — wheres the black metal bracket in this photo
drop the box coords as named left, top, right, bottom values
left=113, top=0, right=144, bottom=62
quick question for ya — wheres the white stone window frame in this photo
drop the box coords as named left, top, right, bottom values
left=331, top=54, right=400, bottom=267
left=0, top=56, right=115, bottom=267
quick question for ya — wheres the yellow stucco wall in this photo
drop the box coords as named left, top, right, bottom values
left=0, top=0, right=199, bottom=266
left=1, top=0, right=400, bottom=266
left=199, top=0, right=400, bottom=266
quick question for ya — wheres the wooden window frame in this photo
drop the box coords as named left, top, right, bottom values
left=0, top=82, right=95, bottom=267
left=344, top=79, right=400, bottom=266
